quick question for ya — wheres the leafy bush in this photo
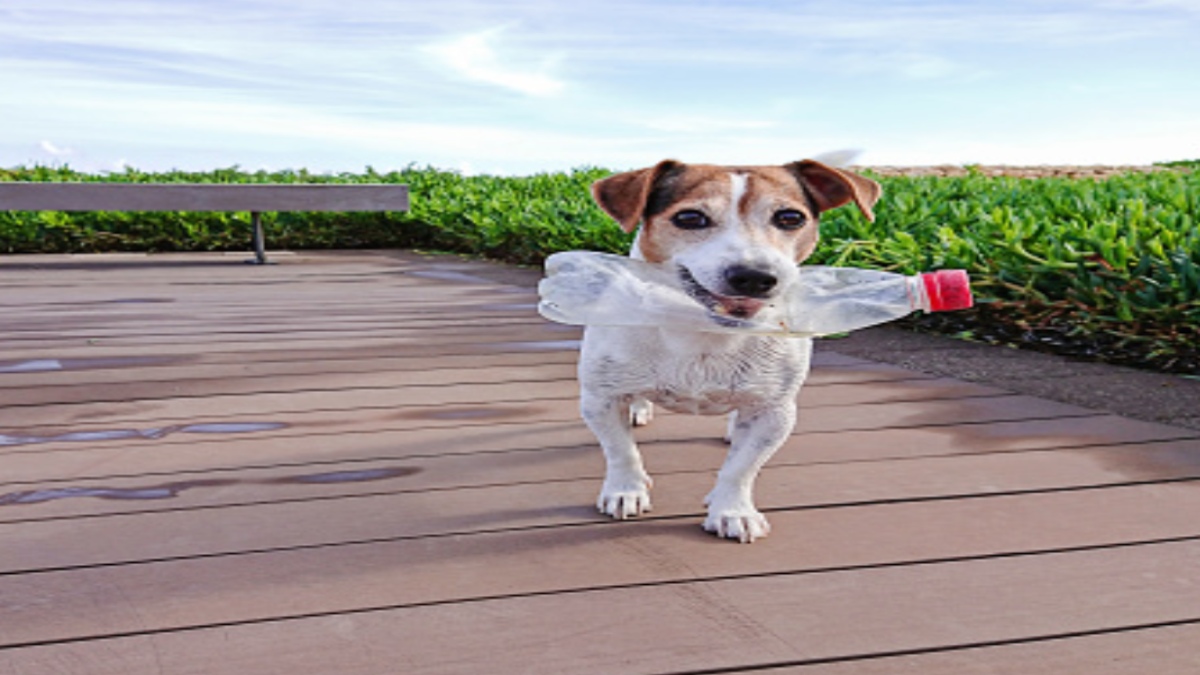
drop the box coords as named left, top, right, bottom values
left=2, top=163, right=1197, bottom=373
left=812, top=168, right=1199, bottom=373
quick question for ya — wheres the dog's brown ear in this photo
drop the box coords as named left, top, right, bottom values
left=591, top=160, right=683, bottom=233
left=786, top=160, right=881, bottom=223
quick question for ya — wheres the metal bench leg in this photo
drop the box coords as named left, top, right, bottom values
left=247, top=211, right=269, bottom=265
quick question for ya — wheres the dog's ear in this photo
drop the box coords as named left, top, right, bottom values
left=591, top=160, right=684, bottom=233
left=785, top=160, right=881, bottom=223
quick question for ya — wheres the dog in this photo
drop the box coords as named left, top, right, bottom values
left=578, top=159, right=881, bottom=542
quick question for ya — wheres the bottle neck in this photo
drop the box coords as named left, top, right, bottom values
left=906, top=275, right=930, bottom=312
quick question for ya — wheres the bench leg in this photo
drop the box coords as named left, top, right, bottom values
left=247, top=211, right=269, bottom=265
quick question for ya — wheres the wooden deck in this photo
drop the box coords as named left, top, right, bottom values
left=3, top=250, right=1200, bottom=674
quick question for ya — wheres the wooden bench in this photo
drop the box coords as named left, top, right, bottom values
left=0, top=182, right=411, bottom=264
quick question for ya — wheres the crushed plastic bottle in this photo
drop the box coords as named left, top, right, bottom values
left=537, top=250, right=973, bottom=337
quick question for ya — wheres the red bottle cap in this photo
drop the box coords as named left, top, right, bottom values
left=921, top=270, right=973, bottom=312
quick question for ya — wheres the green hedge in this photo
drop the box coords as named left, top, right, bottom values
left=2, top=163, right=1197, bottom=373
left=818, top=168, right=1199, bottom=373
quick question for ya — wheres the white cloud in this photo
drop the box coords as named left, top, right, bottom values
left=423, top=28, right=565, bottom=97
left=3, top=0, right=1197, bottom=173
left=39, top=140, right=72, bottom=157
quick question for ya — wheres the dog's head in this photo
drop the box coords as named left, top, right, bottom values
left=591, top=160, right=881, bottom=320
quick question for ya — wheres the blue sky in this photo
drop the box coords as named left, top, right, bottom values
left=3, top=0, right=1198, bottom=174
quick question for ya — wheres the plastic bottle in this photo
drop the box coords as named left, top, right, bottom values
left=537, top=251, right=972, bottom=337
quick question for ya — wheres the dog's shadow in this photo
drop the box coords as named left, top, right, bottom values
left=424, top=505, right=718, bottom=562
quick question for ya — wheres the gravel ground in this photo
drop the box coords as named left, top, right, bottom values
left=820, top=325, right=1200, bottom=432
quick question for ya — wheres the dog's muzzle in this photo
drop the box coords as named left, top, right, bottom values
left=678, top=266, right=769, bottom=322
left=723, top=265, right=778, bottom=298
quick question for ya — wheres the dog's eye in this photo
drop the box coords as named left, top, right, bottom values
left=670, top=210, right=711, bottom=230
left=772, top=209, right=807, bottom=231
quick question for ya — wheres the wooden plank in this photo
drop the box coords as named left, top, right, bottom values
left=4, top=431, right=1198, bottom=524
left=0, top=298, right=536, bottom=327
left=0, top=321, right=579, bottom=355
left=0, top=373, right=1004, bottom=416
left=0, top=281, right=516, bottom=303
left=0, top=350, right=579, bottom=383
left=0, top=315, right=544, bottom=343
left=4, top=438, right=1199, bottom=570
left=0, top=182, right=410, bottom=212
left=0, top=362, right=580, bottom=407
left=0, top=341, right=866, bottom=375
left=2, top=483, right=1198, bottom=649
left=0, top=335, right=584, bottom=363
left=0, top=279, right=524, bottom=300
left=0, top=301, right=533, bottom=324
left=0, top=291, right=537, bottom=325
left=0, top=343, right=580, bottom=374
left=0, top=358, right=926, bottom=392
left=0, top=395, right=1109, bottom=461
left=3, top=540, right=1199, bottom=673
left=0, top=389, right=1099, bottom=451
left=0, top=287, right=529, bottom=312
left=2, top=413, right=1191, bottom=487
left=0, top=378, right=581, bottom=427
left=769, top=624, right=1200, bottom=674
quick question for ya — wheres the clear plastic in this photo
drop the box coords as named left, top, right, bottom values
left=537, top=251, right=972, bottom=337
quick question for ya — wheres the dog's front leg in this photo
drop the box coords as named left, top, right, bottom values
left=581, top=390, right=653, bottom=519
left=704, top=403, right=796, bottom=542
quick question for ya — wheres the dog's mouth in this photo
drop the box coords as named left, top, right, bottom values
left=677, top=266, right=767, bottom=324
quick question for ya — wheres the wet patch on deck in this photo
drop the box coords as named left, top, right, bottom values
left=0, top=466, right=422, bottom=507
left=0, top=355, right=185, bottom=374
left=0, top=422, right=289, bottom=447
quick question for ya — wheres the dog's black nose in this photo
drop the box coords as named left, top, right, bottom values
left=724, top=265, right=778, bottom=297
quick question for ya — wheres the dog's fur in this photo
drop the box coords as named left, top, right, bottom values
left=580, top=159, right=881, bottom=542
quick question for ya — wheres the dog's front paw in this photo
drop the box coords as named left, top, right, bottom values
left=597, top=473, right=653, bottom=520
left=703, top=492, right=770, bottom=543
left=704, top=508, right=770, bottom=543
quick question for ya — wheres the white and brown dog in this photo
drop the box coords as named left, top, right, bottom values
left=579, top=159, right=881, bottom=542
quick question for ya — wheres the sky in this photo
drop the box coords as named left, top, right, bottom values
left=2, top=0, right=1199, bottom=175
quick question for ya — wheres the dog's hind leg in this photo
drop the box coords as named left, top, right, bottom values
left=581, top=391, right=654, bottom=519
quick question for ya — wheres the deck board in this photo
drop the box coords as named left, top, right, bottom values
left=5, top=417, right=1200, bottom=522
left=5, top=486, right=1200, bottom=650
left=3, top=413, right=1189, bottom=490
left=6, top=438, right=1199, bottom=571
left=5, top=542, right=1200, bottom=674
left=2, top=250, right=1199, bottom=674
left=0, top=374, right=1003, bottom=417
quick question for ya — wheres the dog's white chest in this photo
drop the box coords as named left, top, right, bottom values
left=644, top=352, right=753, bottom=414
